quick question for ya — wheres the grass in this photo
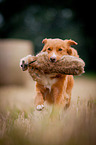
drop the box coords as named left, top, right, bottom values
left=0, top=77, right=96, bottom=145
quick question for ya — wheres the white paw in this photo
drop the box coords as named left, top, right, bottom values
left=36, top=105, right=44, bottom=111
left=20, top=55, right=32, bottom=68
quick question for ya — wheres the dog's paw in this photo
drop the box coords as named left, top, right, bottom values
left=20, top=55, right=32, bottom=66
left=20, top=59, right=28, bottom=71
left=20, top=55, right=32, bottom=71
left=36, top=105, right=44, bottom=111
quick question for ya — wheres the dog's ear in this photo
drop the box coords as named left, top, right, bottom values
left=67, top=39, right=78, bottom=46
left=64, top=39, right=78, bottom=57
left=67, top=48, right=79, bottom=57
left=64, top=39, right=78, bottom=46
left=42, top=38, right=47, bottom=44
left=41, top=38, right=48, bottom=52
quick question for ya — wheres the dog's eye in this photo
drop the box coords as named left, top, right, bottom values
left=58, top=48, right=62, bottom=51
left=48, top=48, right=51, bottom=51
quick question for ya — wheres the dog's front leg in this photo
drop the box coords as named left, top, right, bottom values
left=52, top=86, right=64, bottom=105
left=51, top=77, right=67, bottom=106
left=50, top=85, right=64, bottom=119
left=35, top=82, right=44, bottom=111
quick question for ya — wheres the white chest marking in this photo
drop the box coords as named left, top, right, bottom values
left=42, top=75, right=58, bottom=92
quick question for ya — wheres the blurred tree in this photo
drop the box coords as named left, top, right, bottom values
left=0, top=0, right=95, bottom=72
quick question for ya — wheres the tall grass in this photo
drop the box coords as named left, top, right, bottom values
left=0, top=96, right=96, bottom=145
left=0, top=77, right=96, bottom=145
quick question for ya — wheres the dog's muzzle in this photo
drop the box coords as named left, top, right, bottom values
left=50, top=57, right=56, bottom=62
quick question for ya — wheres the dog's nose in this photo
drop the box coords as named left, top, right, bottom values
left=50, top=57, right=56, bottom=62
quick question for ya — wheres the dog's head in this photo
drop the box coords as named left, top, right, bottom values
left=42, top=38, right=79, bottom=62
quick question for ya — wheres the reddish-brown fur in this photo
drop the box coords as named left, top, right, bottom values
left=20, top=38, right=79, bottom=110
left=35, top=38, right=79, bottom=108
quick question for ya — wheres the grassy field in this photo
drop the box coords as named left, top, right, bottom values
left=0, top=75, right=96, bottom=145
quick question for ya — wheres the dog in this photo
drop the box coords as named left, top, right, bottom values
left=20, top=38, right=79, bottom=110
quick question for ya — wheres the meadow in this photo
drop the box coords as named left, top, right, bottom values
left=0, top=75, right=96, bottom=145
